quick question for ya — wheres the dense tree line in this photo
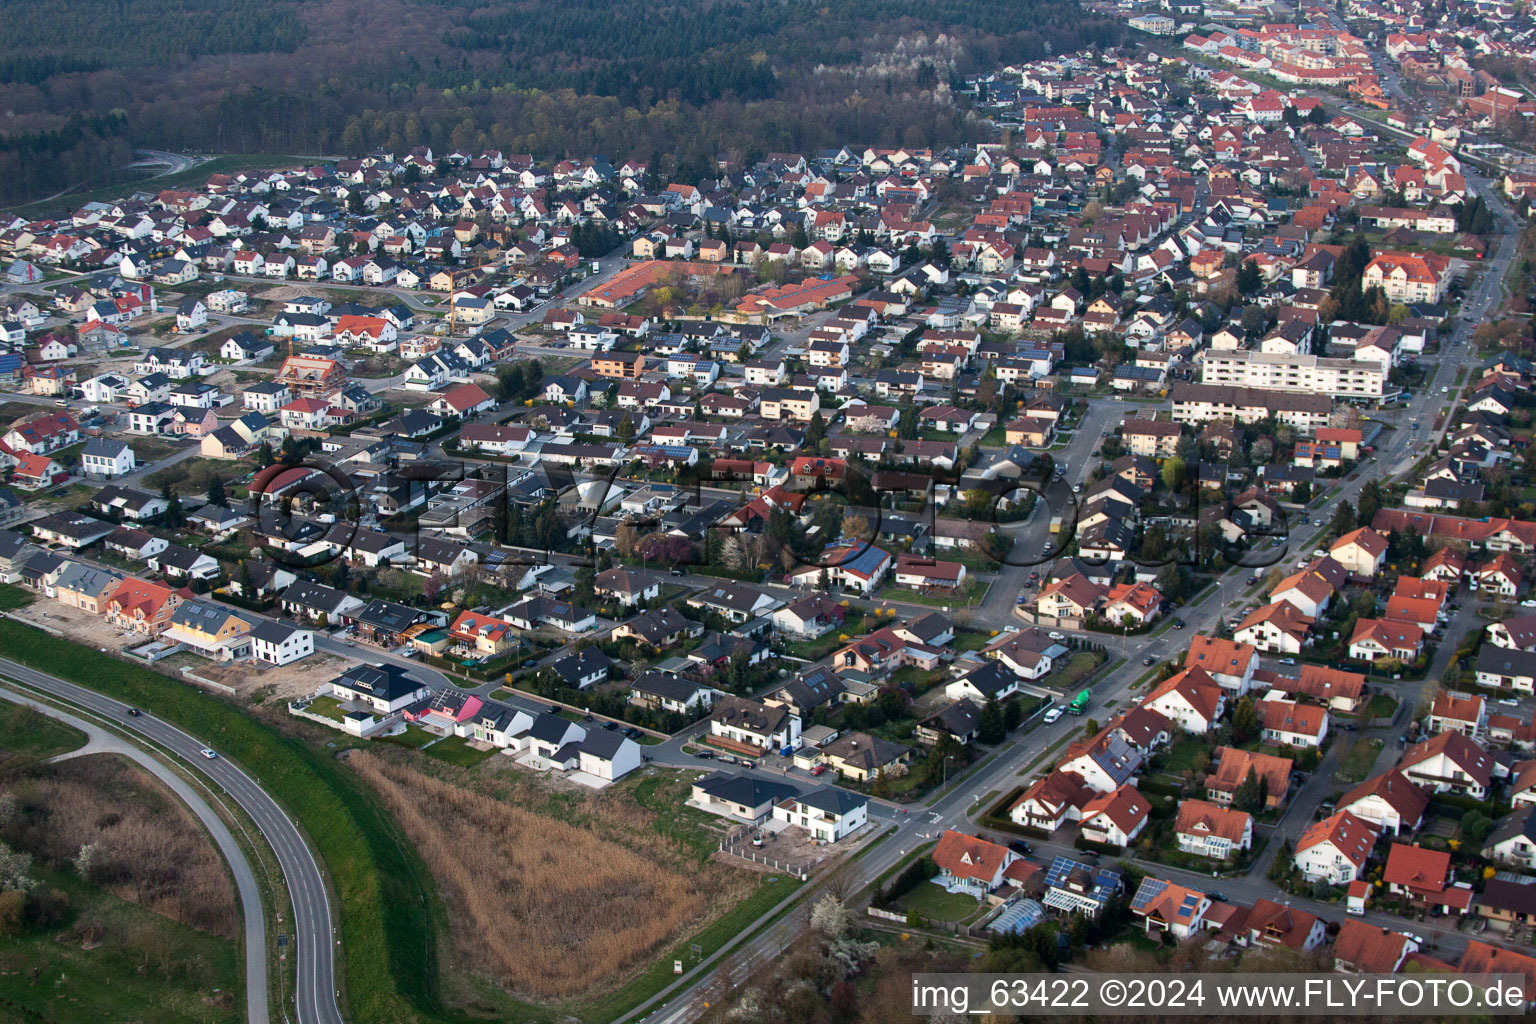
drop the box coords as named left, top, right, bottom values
left=0, top=0, right=1122, bottom=205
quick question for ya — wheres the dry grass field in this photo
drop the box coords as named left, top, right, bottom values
left=350, top=750, right=750, bottom=1002
left=0, top=754, right=237, bottom=938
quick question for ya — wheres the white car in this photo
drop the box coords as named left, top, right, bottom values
left=1048, top=631, right=1066, bottom=641
left=1043, top=708, right=1064, bottom=724
left=1441, top=386, right=1450, bottom=394
left=199, top=748, right=218, bottom=760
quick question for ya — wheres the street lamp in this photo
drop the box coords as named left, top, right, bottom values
left=943, top=754, right=955, bottom=788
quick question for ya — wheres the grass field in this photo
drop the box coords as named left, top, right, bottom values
left=422, top=735, right=496, bottom=767
left=7, top=153, right=311, bottom=219
left=896, top=880, right=985, bottom=924
left=0, top=699, right=86, bottom=763
left=0, top=583, right=34, bottom=611
left=0, top=870, right=242, bottom=1024
left=144, top=456, right=238, bottom=499
left=1337, top=737, right=1385, bottom=784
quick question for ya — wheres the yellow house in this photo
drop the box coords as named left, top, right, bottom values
left=163, top=600, right=254, bottom=661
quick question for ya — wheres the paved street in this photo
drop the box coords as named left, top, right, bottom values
left=0, top=683, right=271, bottom=1024
left=0, top=657, right=344, bottom=1024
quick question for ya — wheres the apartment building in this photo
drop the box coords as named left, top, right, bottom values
left=1200, top=350, right=1385, bottom=399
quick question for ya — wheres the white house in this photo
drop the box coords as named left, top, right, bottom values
left=250, top=621, right=315, bottom=666
left=1174, top=799, right=1254, bottom=859
left=1294, top=810, right=1378, bottom=885
left=771, top=788, right=869, bottom=843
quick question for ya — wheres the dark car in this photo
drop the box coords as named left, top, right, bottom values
left=1208, top=890, right=1228, bottom=903
left=522, top=658, right=539, bottom=669
left=126, top=707, right=141, bottom=717
left=1010, top=839, right=1033, bottom=856
left=1142, top=656, right=1155, bottom=666
left=623, top=727, right=640, bottom=739
left=1171, top=618, right=1185, bottom=629
left=604, top=721, right=619, bottom=731
left=1342, top=723, right=1358, bottom=732
left=694, top=750, right=715, bottom=759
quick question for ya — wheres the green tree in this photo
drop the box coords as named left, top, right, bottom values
left=1236, top=259, right=1261, bottom=295
left=1002, top=698, right=1023, bottom=732
left=206, top=474, right=226, bottom=508
left=1358, top=479, right=1382, bottom=526
left=978, top=696, right=1006, bottom=744
left=1461, top=811, right=1495, bottom=845
left=805, top=410, right=827, bottom=447
left=1330, top=500, right=1356, bottom=536
left=1231, top=695, right=1259, bottom=743
left=1234, top=766, right=1264, bottom=813
left=1161, top=455, right=1186, bottom=492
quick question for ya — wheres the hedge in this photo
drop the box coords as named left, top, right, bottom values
left=0, top=618, right=441, bottom=1024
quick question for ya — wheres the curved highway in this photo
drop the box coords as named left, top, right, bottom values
left=0, top=657, right=344, bottom=1024
left=0, top=686, right=270, bottom=1024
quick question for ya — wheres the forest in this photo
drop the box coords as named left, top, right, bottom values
left=0, top=0, right=1124, bottom=205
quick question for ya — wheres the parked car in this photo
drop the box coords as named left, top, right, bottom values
left=809, top=763, right=828, bottom=776
left=1048, top=631, right=1066, bottom=640
left=1171, top=619, right=1185, bottom=629
left=1043, top=707, right=1064, bottom=724
left=694, top=750, right=715, bottom=760
left=1010, top=840, right=1033, bottom=856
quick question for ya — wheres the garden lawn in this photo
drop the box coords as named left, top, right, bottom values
left=1161, top=735, right=1210, bottom=774
left=0, top=582, right=33, bottom=610
left=1337, top=738, right=1385, bottom=784
left=424, top=735, right=497, bottom=767
left=897, top=880, right=986, bottom=924
left=1363, top=693, right=1399, bottom=720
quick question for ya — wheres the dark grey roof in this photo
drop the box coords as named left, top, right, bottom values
left=694, top=771, right=799, bottom=807
left=796, top=786, right=867, bottom=816
left=528, top=711, right=575, bottom=744
left=333, top=662, right=421, bottom=701
left=282, top=579, right=352, bottom=614
left=357, top=598, right=421, bottom=632
left=630, top=671, right=707, bottom=704
left=170, top=599, right=233, bottom=630
left=551, top=646, right=614, bottom=684
left=1477, top=646, right=1536, bottom=680
left=577, top=727, right=627, bottom=759
left=250, top=620, right=303, bottom=644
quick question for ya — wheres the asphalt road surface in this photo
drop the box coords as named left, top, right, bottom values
left=0, top=684, right=270, bottom=1024
left=0, top=656, right=344, bottom=1024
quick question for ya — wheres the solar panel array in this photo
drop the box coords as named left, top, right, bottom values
left=1130, top=875, right=1167, bottom=913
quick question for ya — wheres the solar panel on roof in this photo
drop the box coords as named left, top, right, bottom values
left=1130, top=876, right=1167, bottom=912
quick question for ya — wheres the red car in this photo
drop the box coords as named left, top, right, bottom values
left=809, top=764, right=828, bottom=776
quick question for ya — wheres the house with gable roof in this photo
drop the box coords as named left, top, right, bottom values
left=1295, top=810, right=1379, bottom=885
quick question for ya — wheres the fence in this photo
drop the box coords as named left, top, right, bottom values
left=866, top=904, right=985, bottom=938
left=716, top=840, right=813, bottom=880
left=180, top=666, right=236, bottom=696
